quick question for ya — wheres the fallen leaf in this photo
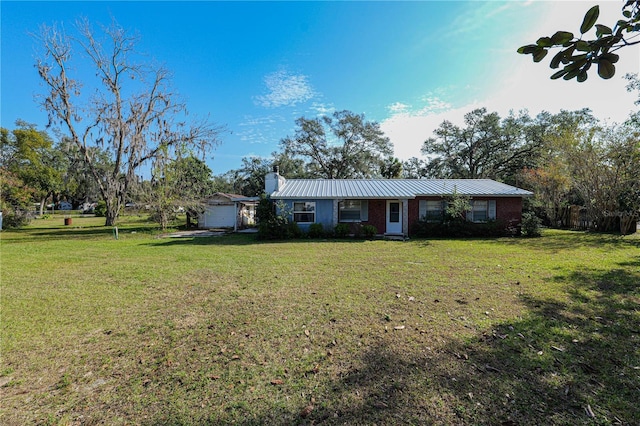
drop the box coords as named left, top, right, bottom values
left=300, top=404, right=314, bottom=417
left=304, top=329, right=310, bottom=337
left=270, top=379, right=284, bottom=385
left=552, top=346, right=565, bottom=352
left=394, top=325, right=405, bottom=330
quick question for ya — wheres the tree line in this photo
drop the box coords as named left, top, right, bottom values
left=2, top=10, right=639, bottom=233
left=3, top=89, right=639, bottom=233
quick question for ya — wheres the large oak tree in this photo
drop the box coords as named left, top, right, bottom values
left=281, top=110, right=393, bottom=179
left=35, top=18, right=221, bottom=225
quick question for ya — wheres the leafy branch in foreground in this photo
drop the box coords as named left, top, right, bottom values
left=518, top=1, right=640, bottom=82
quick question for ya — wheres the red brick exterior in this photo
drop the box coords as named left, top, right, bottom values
left=362, top=199, right=386, bottom=235
left=348, top=196, right=524, bottom=236
left=406, top=196, right=524, bottom=236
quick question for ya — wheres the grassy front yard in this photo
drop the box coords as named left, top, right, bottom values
left=1, top=216, right=639, bottom=425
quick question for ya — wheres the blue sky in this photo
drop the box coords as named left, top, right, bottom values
left=2, top=1, right=638, bottom=175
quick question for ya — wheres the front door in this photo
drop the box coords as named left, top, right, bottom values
left=386, top=200, right=402, bottom=234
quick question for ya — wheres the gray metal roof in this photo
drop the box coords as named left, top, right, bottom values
left=270, top=179, right=533, bottom=199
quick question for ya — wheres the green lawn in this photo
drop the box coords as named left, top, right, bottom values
left=1, top=216, right=639, bottom=425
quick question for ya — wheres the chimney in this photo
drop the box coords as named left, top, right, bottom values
left=265, top=165, right=286, bottom=194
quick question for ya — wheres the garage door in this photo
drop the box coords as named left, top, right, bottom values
left=204, top=205, right=236, bottom=228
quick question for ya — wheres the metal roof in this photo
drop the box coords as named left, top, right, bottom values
left=270, top=179, right=533, bottom=199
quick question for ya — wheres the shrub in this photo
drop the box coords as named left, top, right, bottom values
left=307, top=223, right=324, bottom=239
left=361, top=224, right=377, bottom=239
left=521, top=212, right=542, bottom=237
left=334, top=223, right=350, bottom=238
left=94, top=200, right=107, bottom=217
left=1, top=209, right=31, bottom=229
left=256, top=196, right=302, bottom=240
left=412, top=219, right=507, bottom=238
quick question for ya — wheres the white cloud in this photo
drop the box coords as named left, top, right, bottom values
left=310, top=102, right=335, bottom=117
left=382, top=1, right=639, bottom=163
left=254, top=69, right=317, bottom=108
left=237, top=114, right=287, bottom=144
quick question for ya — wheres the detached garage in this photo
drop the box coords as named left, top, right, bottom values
left=198, top=193, right=258, bottom=230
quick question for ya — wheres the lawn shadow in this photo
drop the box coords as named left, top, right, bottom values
left=146, top=234, right=377, bottom=247
left=201, top=257, right=639, bottom=425
left=496, top=229, right=640, bottom=253
left=2, top=226, right=117, bottom=242
left=315, top=257, right=638, bottom=424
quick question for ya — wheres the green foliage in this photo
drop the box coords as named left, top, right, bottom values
left=421, top=108, right=545, bottom=184
left=256, top=196, right=298, bottom=240
left=521, top=212, right=542, bottom=237
left=334, top=223, right=350, bottom=238
left=139, top=154, right=213, bottom=230
left=281, top=110, right=393, bottom=179
left=445, top=190, right=471, bottom=221
left=412, top=219, right=508, bottom=238
left=94, top=200, right=107, bottom=217
left=361, top=224, right=378, bottom=239
left=380, top=157, right=403, bottom=179
left=1, top=210, right=32, bottom=229
left=519, top=2, right=640, bottom=81
left=1, top=122, right=64, bottom=213
left=307, top=223, right=325, bottom=238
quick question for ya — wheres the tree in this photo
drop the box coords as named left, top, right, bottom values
left=0, top=121, right=63, bottom=215
left=518, top=1, right=640, bottom=81
left=136, top=154, right=214, bottom=230
left=570, top=121, right=640, bottom=233
left=380, top=157, right=403, bottom=179
left=421, top=108, right=544, bottom=183
left=56, top=137, right=113, bottom=208
left=35, top=18, right=221, bottom=226
left=401, top=157, right=429, bottom=179
left=281, top=110, right=393, bottom=179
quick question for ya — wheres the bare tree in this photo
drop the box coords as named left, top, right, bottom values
left=35, top=18, right=222, bottom=225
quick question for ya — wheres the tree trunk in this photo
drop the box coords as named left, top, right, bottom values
left=105, top=208, right=118, bottom=226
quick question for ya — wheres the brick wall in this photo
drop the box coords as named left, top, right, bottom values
left=363, top=199, right=386, bottom=234
left=407, top=196, right=525, bottom=236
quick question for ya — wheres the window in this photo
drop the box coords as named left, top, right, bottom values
left=468, top=200, right=496, bottom=222
left=339, top=200, right=368, bottom=222
left=472, top=200, right=488, bottom=222
left=389, top=202, right=400, bottom=222
left=293, top=202, right=315, bottom=223
left=419, top=200, right=444, bottom=222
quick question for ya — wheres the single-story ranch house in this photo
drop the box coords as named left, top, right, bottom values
left=265, top=168, right=533, bottom=237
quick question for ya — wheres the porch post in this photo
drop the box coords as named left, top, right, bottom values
left=402, top=198, right=409, bottom=236
left=234, top=202, right=238, bottom=232
left=332, top=199, right=339, bottom=229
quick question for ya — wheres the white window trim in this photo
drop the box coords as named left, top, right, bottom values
left=339, top=200, right=361, bottom=222
left=468, top=200, right=496, bottom=223
left=419, top=199, right=445, bottom=222
left=338, top=200, right=368, bottom=223
left=293, top=201, right=316, bottom=224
